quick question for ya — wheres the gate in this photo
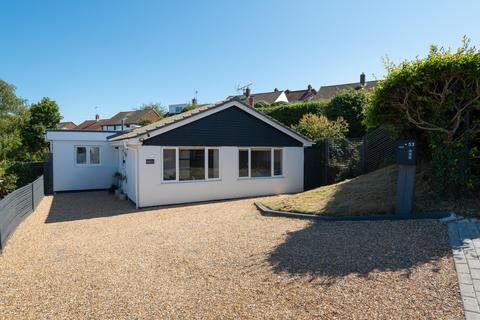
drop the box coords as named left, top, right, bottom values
left=43, top=153, right=54, bottom=195
left=303, top=146, right=326, bottom=191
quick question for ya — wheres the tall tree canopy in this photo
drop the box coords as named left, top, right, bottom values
left=323, top=89, right=367, bottom=138
left=137, top=102, right=166, bottom=118
left=22, top=97, right=61, bottom=160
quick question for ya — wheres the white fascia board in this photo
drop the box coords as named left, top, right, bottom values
left=45, top=130, right=113, bottom=142
left=136, top=100, right=313, bottom=146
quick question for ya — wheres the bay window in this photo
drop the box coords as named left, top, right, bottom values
left=162, top=148, right=220, bottom=182
left=238, top=148, right=283, bottom=178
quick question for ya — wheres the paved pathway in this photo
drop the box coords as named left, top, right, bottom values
left=448, top=218, right=480, bottom=320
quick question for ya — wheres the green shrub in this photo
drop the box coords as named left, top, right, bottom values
left=365, top=37, right=480, bottom=193
left=258, top=100, right=328, bottom=127
left=292, top=113, right=349, bottom=143
left=323, top=89, right=367, bottom=138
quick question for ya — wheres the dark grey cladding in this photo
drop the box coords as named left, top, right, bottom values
left=143, top=106, right=302, bottom=147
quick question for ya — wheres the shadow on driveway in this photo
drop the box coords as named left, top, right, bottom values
left=267, top=219, right=451, bottom=278
left=45, top=191, right=142, bottom=223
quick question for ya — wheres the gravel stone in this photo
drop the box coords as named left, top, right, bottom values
left=0, top=191, right=464, bottom=319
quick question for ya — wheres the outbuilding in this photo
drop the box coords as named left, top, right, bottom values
left=46, top=98, right=313, bottom=207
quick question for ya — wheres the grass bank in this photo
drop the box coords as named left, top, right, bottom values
left=262, top=165, right=479, bottom=216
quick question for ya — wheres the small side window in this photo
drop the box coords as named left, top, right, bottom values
left=239, top=149, right=249, bottom=177
left=208, top=149, right=220, bottom=179
left=90, top=147, right=100, bottom=164
left=163, top=148, right=177, bottom=181
left=76, top=147, right=87, bottom=164
left=273, top=149, right=283, bottom=176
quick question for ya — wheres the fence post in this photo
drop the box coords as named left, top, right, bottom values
left=31, top=182, right=34, bottom=211
left=361, top=135, right=367, bottom=174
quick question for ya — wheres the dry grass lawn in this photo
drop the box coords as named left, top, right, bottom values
left=263, top=165, right=480, bottom=216
left=0, top=192, right=463, bottom=319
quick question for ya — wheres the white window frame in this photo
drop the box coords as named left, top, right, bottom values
left=238, top=147, right=284, bottom=179
left=74, top=145, right=101, bottom=166
left=272, top=148, right=283, bottom=177
left=161, top=147, right=221, bottom=183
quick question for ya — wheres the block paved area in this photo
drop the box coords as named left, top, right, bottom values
left=448, top=218, right=480, bottom=320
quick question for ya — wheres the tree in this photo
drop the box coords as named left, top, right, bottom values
left=365, top=37, right=480, bottom=192
left=180, top=103, right=196, bottom=113
left=0, top=80, right=27, bottom=195
left=22, top=97, right=61, bottom=160
left=323, top=89, right=367, bottom=137
left=137, top=102, right=165, bottom=118
left=293, top=113, right=349, bottom=143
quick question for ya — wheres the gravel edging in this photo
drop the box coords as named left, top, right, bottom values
left=255, top=202, right=452, bottom=221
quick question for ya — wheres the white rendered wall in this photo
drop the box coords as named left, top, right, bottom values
left=49, top=134, right=118, bottom=192
left=136, top=146, right=304, bottom=207
left=124, top=148, right=137, bottom=203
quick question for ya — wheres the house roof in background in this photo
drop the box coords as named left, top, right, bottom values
left=313, top=80, right=378, bottom=100
left=58, top=121, right=77, bottom=129
left=285, top=88, right=317, bottom=102
left=74, top=119, right=107, bottom=130
left=102, top=109, right=160, bottom=126
left=109, top=98, right=312, bottom=145
left=230, top=91, right=284, bottom=104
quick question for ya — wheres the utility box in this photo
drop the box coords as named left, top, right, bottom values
left=395, top=139, right=416, bottom=218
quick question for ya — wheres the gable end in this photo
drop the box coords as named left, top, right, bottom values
left=142, top=106, right=302, bottom=147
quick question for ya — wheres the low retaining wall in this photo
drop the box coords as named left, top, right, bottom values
left=255, top=202, right=451, bottom=221
left=0, top=175, right=44, bottom=252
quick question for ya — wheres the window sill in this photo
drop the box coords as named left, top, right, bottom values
left=161, top=179, right=222, bottom=184
left=237, top=175, right=284, bottom=180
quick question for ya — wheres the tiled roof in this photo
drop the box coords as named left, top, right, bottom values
left=109, top=98, right=312, bottom=143
left=109, top=102, right=220, bottom=141
left=58, top=122, right=77, bottom=129
left=313, top=80, right=378, bottom=100
left=75, top=119, right=107, bottom=130
left=285, top=89, right=317, bottom=102
left=230, top=91, right=284, bottom=104
left=102, top=109, right=160, bottom=125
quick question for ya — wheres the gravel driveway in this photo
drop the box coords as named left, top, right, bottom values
left=0, top=191, right=463, bottom=319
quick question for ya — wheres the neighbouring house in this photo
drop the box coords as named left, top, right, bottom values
left=312, top=73, right=378, bottom=100
left=74, top=110, right=161, bottom=131
left=284, top=85, right=317, bottom=103
left=230, top=84, right=318, bottom=106
left=75, top=114, right=107, bottom=130
left=45, top=98, right=312, bottom=207
left=231, top=87, right=289, bottom=106
left=168, top=103, right=188, bottom=114
left=58, top=121, right=77, bottom=130
left=101, top=110, right=161, bottom=131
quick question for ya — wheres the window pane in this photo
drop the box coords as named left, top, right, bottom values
left=76, top=147, right=86, bottom=164
left=163, top=149, right=176, bottom=181
left=239, top=149, right=249, bottom=177
left=179, top=149, right=205, bottom=181
left=90, top=147, right=100, bottom=164
left=274, top=149, right=282, bottom=176
left=208, top=149, right=219, bottom=179
left=251, top=149, right=271, bottom=177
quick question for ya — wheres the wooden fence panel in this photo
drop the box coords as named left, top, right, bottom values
left=0, top=175, right=44, bottom=252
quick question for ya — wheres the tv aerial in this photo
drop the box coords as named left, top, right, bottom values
left=236, top=83, right=252, bottom=94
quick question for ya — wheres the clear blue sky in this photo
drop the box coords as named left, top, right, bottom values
left=1, top=0, right=479, bottom=123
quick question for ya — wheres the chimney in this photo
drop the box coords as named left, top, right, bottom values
left=307, top=84, right=313, bottom=92
left=95, top=114, right=100, bottom=121
left=248, top=95, right=255, bottom=108
left=360, top=72, right=366, bottom=86
left=245, top=87, right=251, bottom=97
left=274, top=88, right=279, bottom=92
